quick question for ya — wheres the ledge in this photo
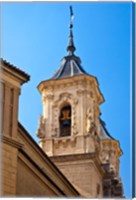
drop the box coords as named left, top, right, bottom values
left=1, top=135, right=24, bottom=149
left=53, top=135, right=76, bottom=144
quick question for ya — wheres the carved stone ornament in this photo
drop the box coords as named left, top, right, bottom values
left=46, top=93, right=54, bottom=100
left=72, top=123, right=78, bottom=135
left=60, top=92, right=72, bottom=99
left=36, top=115, right=46, bottom=138
left=100, top=150, right=109, bottom=163
left=109, top=163, right=116, bottom=174
left=76, top=89, right=84, bottom=96
left=73, top=98, right=78, bottom=105
left=42, top=96, right=46, bottom=103
left=86, top=108, right=94, bottom=133
left=52, top=92, right=78, bottom=137
left=51, top=127, right=59, bottom=137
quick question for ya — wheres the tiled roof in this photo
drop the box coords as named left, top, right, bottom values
left=51, top=55, right=88, bottom=80
left=1, top=58, right=30, bottom=80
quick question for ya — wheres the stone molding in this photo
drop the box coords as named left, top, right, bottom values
left=2, top=135, right=23, bottom=149
left=37, top=74, right=104, bottom=105
left=50, top=152, right=104, bottom=176
left=52, top=92, right=78, bottom=137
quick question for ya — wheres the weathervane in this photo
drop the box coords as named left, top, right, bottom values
left=69, top=6, right=74, bottom=29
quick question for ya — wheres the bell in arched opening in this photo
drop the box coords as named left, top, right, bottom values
left=59, top=105, right=71, bottom=137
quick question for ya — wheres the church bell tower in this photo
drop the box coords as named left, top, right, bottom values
left=36, top=7, right=123, bottom=198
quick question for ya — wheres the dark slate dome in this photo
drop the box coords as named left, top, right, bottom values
left=51, top=55, right=88, bottom=80
left=50, top=11, right=88, bottom=80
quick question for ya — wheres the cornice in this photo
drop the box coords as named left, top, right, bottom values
left=50, top=152, right=95, bottom=162
left=1, top=59, right=30, bottom=85
left=1, top=135, right=24, bottom=149
left=50, top=152, right=105, bottom=176
left=38, top=74, right=94, bottom=90
left=38, top=74, right=104, bottom=104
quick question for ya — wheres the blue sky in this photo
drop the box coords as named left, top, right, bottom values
left=1, top=2, right=133, bottom=198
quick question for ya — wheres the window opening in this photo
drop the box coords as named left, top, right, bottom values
left=59, top=105, right=71, bottom=137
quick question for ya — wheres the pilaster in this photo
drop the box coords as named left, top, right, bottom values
left=3, top=84, right=11, bottom=137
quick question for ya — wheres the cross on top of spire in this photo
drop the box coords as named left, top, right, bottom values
left=67, top=6, right=76, bottom=55
left=69, top=6, right=74, bottom=29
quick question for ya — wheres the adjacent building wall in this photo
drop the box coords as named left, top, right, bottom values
left=1, top=59, right=79, bottom=197
left=16, top=155, right=60, bottom=196
left=1, top=142, right=18, bottom=196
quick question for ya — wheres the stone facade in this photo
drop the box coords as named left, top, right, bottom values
left=0, top=59, right=79, bottom=197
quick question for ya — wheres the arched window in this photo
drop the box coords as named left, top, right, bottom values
left=59, top=105, right=71, bottom=137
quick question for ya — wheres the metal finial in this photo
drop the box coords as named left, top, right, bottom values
left=67, top=6, right=76, bottom=55
left=69, top=6, right=74, bottom=29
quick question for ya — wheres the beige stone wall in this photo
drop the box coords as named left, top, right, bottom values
left=16, top=156, right=59, bottom=196
left=1, top=142, right=18, bottom=196
left=52, top=157, right=103, bottom=198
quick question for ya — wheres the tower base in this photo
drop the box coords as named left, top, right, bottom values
left=50, top=153, right=104, bottom=198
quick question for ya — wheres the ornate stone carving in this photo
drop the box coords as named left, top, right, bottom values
left=76, top=89, right=84, bottom=96
left=46, top=93, right=54, bottom=100
left=72, top=123, right=78, bottom=135
left=100, top=149, right=110, bottom=163
left=42, top=95, right=46, bottom=103
left=60, top=92, right=72, bottom=100
left=73, top=98, right=78, bottom=105
left=51, top=127, right=59, bottom=137
left=86, top=108, right=95, bottom=133
left=86, top=91, right=93, bottom=98
left=102, top=163, right=124, bottom=197
left=36, top=115, right=46, bottom=138
left=109, top=163, right=116, bottom=174
left=52, top=92, right=79, bottom=137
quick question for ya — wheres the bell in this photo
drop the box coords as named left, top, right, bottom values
left=63, top=120, right=69, bottom=126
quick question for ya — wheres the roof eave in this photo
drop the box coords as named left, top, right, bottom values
left=1, top=58, right=30, bottom=84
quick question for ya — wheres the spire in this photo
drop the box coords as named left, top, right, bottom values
left=67, top=6, right=76, bottom=56
left=50, top=6, right=88, bottom=80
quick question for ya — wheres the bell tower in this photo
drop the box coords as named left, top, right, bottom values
left=36, top=7, right=123, bottom=198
